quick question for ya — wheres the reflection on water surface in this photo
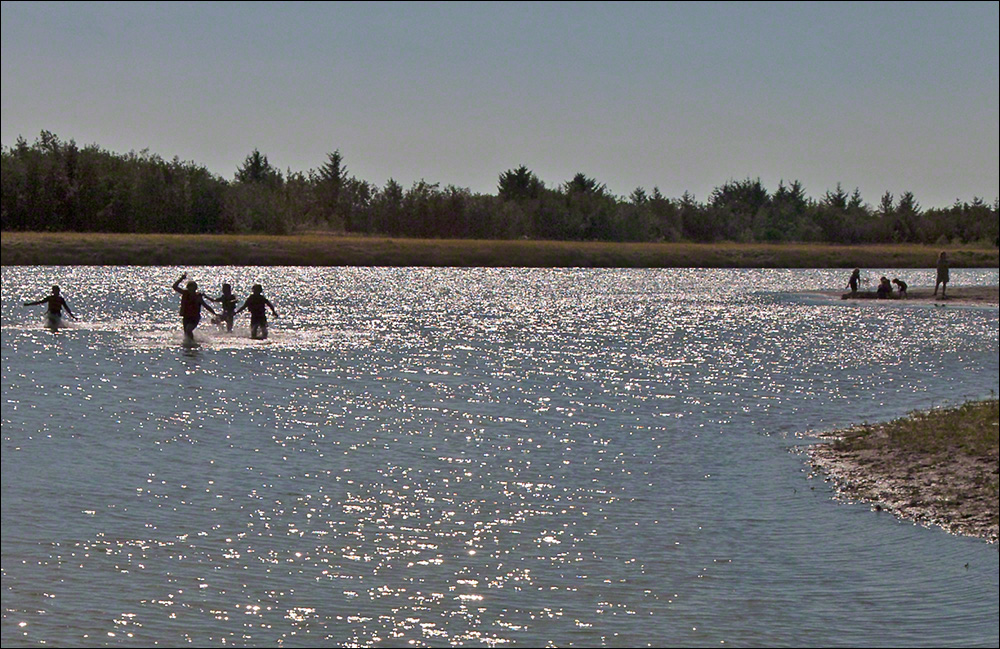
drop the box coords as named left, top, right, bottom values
left=2, top=267, right=998, bottom=647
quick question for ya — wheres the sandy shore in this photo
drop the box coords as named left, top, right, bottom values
left=813, top=285, right=999, bottom=305
left=806, top=401, right=999, bottom=543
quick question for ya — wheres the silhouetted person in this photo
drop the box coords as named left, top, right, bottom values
left=934, top=251, right=949, bottom=297
left=172, top=273, right=217, bottom=341
left=235, top=284, right=277, bottom=340
left=24, top=285, right=76, bottom=328
left=208, top=283, right=238, bottom=332
left=892, top=278, right=908, bottom=298
left=876, top=276, right=892, bottom=299
left=846, top=268, right=861, bottom=293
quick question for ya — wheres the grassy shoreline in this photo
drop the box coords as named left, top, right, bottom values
left=808, top=399, right=1000, bottom=542
left=3, top=231, right=998, bottom=268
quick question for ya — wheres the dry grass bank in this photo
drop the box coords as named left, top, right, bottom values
left=808, top=400, right=1000, bottom=542
left=2, top=231, right=998, bottom=268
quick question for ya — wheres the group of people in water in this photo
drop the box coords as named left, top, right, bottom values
left=23, top=273, right=278, bottom=341
left=20, top=251, right=958, bottom=334
left=845, top=251, right=950, bottom=300
left=172, top=273, right=277, bottom=340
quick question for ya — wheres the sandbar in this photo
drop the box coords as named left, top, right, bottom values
left=806, top=401, right=999, bottom=543
left=813, top=285, right=999, bottom=305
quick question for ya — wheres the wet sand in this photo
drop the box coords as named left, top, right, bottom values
left=806, top=401, right=999, bottom=543
left=814, top=285, right=999, bottom=305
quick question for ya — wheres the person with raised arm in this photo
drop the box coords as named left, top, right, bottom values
left=172, top=273, right=217, bottom=341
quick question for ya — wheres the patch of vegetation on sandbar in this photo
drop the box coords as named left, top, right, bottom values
left=809, top=399, right=999, bottom=542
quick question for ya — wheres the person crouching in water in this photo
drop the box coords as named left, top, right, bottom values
left=24, top=285, right=77, bottom=328
left=236, top=284, right=278, bottom=340
left=208, top=283, right=238, bottom=332
left=892, top=278, right=908, bottom=298
left=172, top=273, right=217, bottom=341
left=876, top=276, right=892, bottom=299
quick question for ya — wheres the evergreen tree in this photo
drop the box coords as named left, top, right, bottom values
left=498, top=165, right=543, bottom=201
left=235, top=149, right=282, bottom=185
left=313, top=150, right=346, bottom=226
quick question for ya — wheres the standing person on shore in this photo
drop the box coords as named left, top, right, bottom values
left=24, top=285, right=77, bottom=328
left=235, top=284, right=278, bottom=340
left=208, top=283, right=238, bottom=332
left=846, top=268, right=861, bottom=294
left=172, top=273, right=217, bottom=341
left=892, top=278, right=908, bottom=298
left=934, top=252, right=949, bottom=297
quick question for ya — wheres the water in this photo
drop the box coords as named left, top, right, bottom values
left=2, top=266, right=998, bottom=648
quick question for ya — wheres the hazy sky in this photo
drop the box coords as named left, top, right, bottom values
left=2, top=1, right=998, bottom=208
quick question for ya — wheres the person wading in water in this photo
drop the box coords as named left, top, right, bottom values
left=846, top=268, right=861, bottom=294
left=24, top=285, right=77, bottom=328
left=172, top=273, right=217, bottom=341
left=235, top=284, right=278, bottom=340
left=208, top=283, right=238, bottom=332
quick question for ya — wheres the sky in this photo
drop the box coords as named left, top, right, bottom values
left=2, top=1, right=998, bottom=209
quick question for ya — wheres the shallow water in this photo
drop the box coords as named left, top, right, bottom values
left=2, top=266, right=998, bottom=647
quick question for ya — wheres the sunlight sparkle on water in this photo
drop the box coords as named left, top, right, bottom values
left=2, top=266, right=998, bottom=647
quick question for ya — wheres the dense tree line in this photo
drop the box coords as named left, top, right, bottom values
left=3, top=131, right=997, bottom=245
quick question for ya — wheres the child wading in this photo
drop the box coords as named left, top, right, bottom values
left=236, top=284, right=278, bottom=340
left=846, top=268, right=861, bottom=294
left=209, top=283, right=238, bottom=332
left=172, top=273, right=217, bottom=341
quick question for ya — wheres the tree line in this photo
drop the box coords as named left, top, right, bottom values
left=2, top=131, right=997, bottom=245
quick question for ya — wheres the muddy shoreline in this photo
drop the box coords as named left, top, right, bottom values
left=813, top=285, right=999, bottom=305
left=803, top=293, right=998, bottom=543
left=806, top=401, right=999, bottom=543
